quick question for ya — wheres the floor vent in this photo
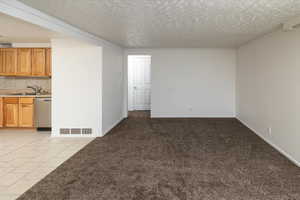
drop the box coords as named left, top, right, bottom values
left=82, top=128, right=93, bottom=135
left=60, top=128, right=70, bottom=135
left=71, top=128, right=81, bottom=135
left=60, top=128, right=93, bottom=135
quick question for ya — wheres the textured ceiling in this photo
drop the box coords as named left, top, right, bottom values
left=19, top=0, right=300, bottom=48
left=0, top=12, right=61, bottom=43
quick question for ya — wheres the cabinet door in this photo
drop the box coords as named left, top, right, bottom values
left=0, top=49, right=4, bottom=75
left=0, top=98, right=3, bottom=127
left=17, top=48, right=32, bottom=75
left=32, top=48, right=46, bottom=76
left=46, top=48, right=51, bottom=76
left=2, top=48, right=17, bottom=75
left=19, top=102, right=34, bottom=127
left=4, top=98, right=19, bottom=127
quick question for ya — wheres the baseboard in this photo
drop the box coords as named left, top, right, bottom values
left=102, top=118, right=124, bottom=137
left=237, top=117, right=300, bottom=168
left=151, top=114, right=235, bottom=118
left=51, top=133, right=97, bottom=138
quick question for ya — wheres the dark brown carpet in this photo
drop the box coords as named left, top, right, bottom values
left=18, top=112, right=300, bottom=200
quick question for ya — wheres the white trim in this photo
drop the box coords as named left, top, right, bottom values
left=123, top=55, right=128, bottom=118
left=51, top=128, right=102, bottom=138
left=51, top=135, right=97, bottom=138
left=124, top=51, right=153, bottom=117
left=102, top=118, right=124, bottom=137
left=151, top=114, right=235, bottom=118
left=128, top=55, right=152, bottom=112
left=123, top=53, right=129, bottom=118
left=237, top=117, right=300, bottom=168
left=0, top=0, right=121, bottom=49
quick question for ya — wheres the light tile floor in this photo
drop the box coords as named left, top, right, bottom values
left=0, top=130, right=94, bottom=200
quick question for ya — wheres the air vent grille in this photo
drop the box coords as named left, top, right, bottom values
left=60, top=128, right=93, bottom=136
left=60, top=128, right=70, bottom=135
left=82, top=128, right=93, bottom=135
left=71, top=128, right=81, bottom=134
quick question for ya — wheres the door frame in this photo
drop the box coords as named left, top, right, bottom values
left=128, top=55, right=151, bottom=111
left=123, top=50, right=152, bottom=118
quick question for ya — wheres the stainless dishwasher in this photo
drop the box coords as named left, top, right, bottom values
left=35, top=97, right=51, bottom=130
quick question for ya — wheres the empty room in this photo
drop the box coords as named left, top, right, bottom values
left=0, top=0, right=300, bottom=200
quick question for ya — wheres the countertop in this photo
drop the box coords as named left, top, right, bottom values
left=0, top=94, right=51, bottom=98
left=0, top=89, right=51, bottom=98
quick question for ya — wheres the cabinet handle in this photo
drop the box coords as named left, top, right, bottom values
left=21, top=104, right=32, bottom=107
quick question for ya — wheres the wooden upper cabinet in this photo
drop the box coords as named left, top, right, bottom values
left=46, top=48, right=52, bottom=76
left=32, top=48, right=46, bottom=76
left=0, top=48, right=51, bottom=77
left=0, top=98, right=3, bottom=127
left=0, top=48, right=17, bottom=75
left=17, top=48, right=32, bottom=75
left=3, top=98, right=19, bottom=127
left=0, top=49, right=4, bottom=75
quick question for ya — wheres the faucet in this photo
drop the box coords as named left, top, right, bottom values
left=27, top=85, right=42, bottom=94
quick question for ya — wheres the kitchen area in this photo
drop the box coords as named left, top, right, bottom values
left=0, top=44, right=52, bottom=131
left=0, top=10, right=97, bottom=200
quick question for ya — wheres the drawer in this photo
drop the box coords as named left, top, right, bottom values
left=19, top=97, right=34, bottom=104
left=3, top=97, right=19, bottom=104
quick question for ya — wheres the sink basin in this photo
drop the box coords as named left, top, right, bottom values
left=10, top=93, right=24, bottom=95
left=9, top=92, right=36, bottom=96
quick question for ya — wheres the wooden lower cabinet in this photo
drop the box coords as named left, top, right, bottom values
left=0, top=98, right=3, bottom=127
left=19, top=98, right=34, bottom=127
left=1, top=97, right=34, bottom=128
left=3, top=98, right=19, bottom=127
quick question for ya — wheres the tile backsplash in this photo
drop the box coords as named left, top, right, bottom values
left=0, top=77, right=51, bottom=91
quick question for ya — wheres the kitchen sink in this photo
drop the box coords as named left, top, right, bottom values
left=10, top=92, right=37, bottom=96
left=10, top=93, right=25, bottom=95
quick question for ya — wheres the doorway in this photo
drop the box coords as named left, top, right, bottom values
left=128, top=55, right=151, bottom=113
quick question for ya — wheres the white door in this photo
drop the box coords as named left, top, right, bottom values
left=128, top=55, right=151, bottom=111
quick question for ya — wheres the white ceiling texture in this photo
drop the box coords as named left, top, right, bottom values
left=19, top=0, right=300, bottom=48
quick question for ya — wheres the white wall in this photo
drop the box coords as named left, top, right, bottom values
left=51, top=38, right=102, bottom=137
left=237, top=29, right=300, bottom=165
left=126, top=49, right=236, bottom=118
left=102, top=45, right=124, bottom=135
